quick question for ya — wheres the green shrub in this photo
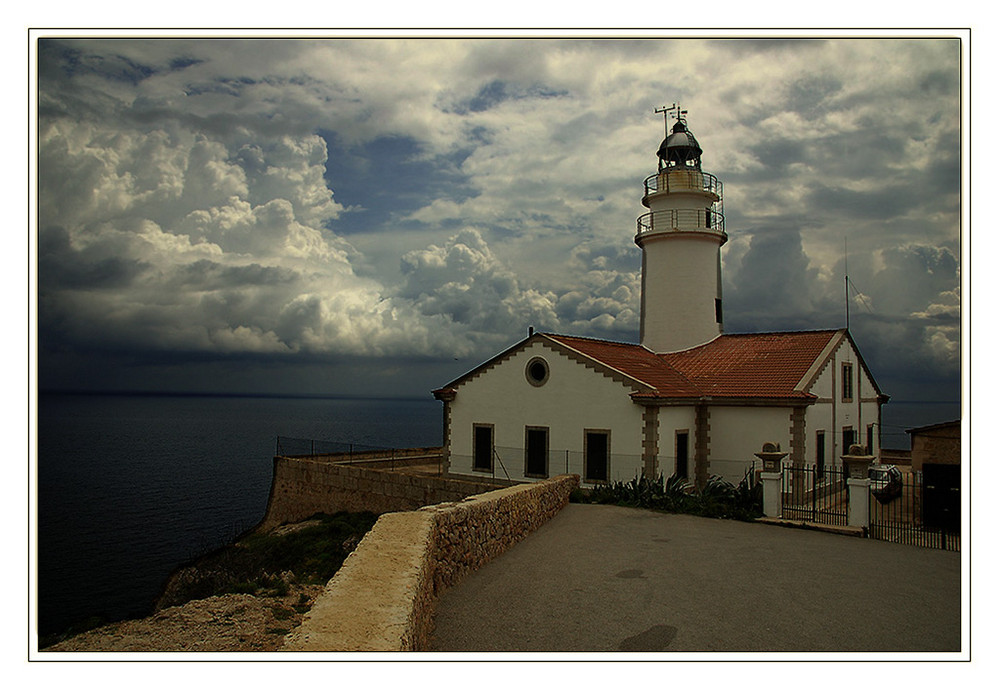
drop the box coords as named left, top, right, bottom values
left=587, top=469, right=762, bottom=521
left=157, top=511, right=378, bottom=609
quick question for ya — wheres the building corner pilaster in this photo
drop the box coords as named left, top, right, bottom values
left=641, top=404, right=660, bottom=479
left=694, top=403, right=710, bottom=488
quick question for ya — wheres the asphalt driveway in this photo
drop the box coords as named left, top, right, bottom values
left=430, top=503, right=962, bottom=653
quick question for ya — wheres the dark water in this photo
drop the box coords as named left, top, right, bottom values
left=36, top=392, right=441, bottom=637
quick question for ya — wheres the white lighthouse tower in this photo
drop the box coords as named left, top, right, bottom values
left=636, top=105, right=727, bottom=353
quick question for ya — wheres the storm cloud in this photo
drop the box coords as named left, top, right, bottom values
left=35, top=36, right=962, bottom=401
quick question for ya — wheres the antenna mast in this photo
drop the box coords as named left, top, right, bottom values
left=844, top=237, right=850, bottom=332
left=654, top=103, right=687, bottom=136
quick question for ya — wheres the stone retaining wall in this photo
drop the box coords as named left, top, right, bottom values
left=257, top=454, right=517, bottom=531
left=281, top=474, right=579, bottom=652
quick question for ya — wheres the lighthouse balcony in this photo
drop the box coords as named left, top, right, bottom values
left=642, top=169, right=722, bottom=206
left=636, top=209, right=726, bottom=237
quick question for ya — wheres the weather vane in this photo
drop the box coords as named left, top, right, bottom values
left=654, top=103, right=687, bottom=136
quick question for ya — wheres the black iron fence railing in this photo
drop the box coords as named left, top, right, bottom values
left=778, top=463, right=849, bottom=526
left=869, top=469, right=960, bottom=552
left=636, top=208, right=726, bottom=236
left=643, top=170, right=723, bottom=198
left=275, top=435, right=397, bottom=457
left=274, top=436, right=444, bottom=474
left=461, top=446, right=755, bottom=488
left=775, top=462, right=960, bottom=552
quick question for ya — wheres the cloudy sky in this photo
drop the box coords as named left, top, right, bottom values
left=35, top=34, right=964, bottom=404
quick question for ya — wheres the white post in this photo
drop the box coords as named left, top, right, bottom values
left=842, top=444, right=875, bottom=530
left=847, top=478, right=871, bottom=528
left=761, top=471, right=782, bottom=518
left=754, top=442, right=788, bottom=519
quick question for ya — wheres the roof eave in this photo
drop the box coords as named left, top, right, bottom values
left=432, top=333, right=538, bottom=394
left=794, top=329, right=847, bottom=392
left=541, top=334, right=659, bottom=393
left=630, top=393, right=816, bottom=406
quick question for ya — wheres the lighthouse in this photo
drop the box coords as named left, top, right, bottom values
left=434, top=106, right=886, bottom=490
left=636, top=105, right=727, bottom=353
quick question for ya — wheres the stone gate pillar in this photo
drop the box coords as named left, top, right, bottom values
left=842, top=444, right=875, bottom=529
left=755, top=442, right=788, bottom=518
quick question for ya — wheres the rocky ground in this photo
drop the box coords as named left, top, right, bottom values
left=41, top=516, right=372, bottom=654
left=43, top=582, right=325, bottom=653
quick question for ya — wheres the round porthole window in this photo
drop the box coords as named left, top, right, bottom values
left=525, top=357, right=550, bottom=387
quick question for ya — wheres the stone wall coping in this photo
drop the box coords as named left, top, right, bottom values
left=282, top=510, right=435, bottom=652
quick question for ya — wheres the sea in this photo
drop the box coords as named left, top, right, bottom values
left=34, top=392, right=959, bottom=638
left=36, top=392, right=442, bottom=638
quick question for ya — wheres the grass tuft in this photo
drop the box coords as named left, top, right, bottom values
left=155, top=511, right=378, bottom=610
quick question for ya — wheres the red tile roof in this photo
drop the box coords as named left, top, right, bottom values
left=544, top=334, right=702, bottom=397
left=545, top=330, right=843, bottom=400
left=660, top=330, right=841, bottom=399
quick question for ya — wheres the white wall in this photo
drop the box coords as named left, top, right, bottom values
left=654, top=406, right=697, bottom=478
left=447, top=340, right=646, bottom=485
left=708, top=406, right=791, bottom=482
left=639, top=179, right=725, bottom=354
left=640, top=233, right=723, bottom=353
left=445, top=333, right=884, bottom=487
left=803, top=337, right=883, bottom=469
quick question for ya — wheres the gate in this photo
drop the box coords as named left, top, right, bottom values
left=779, top=463, right=848, bottom=526
left=869, top=465, right=959, bottom=551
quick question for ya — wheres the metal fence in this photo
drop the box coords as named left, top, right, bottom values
left=774, top=462, right=961, bottom=552
left=275, top=435, right=396, bottom=457
left=475, top=446, right=646, bottom=485
left=642, top=170, right=723, bottom=197
left=778, top=462, right=849, bottom=526
left=636, top=209, right=726, bottom=235
left=456, top=445, right=758, bottom=488
left=869, top=468, right=960, bottom=551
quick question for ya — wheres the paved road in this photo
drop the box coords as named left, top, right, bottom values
left=430, top=504, right=962, bottom=653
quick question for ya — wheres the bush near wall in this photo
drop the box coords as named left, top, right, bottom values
left=581, top=471, right=762, bottom=521
left=156, top=512, right=379, bottom=611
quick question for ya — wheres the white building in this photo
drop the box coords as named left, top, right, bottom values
left=433, top=109, right=887, bottom=487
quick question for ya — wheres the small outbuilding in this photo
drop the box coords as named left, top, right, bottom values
left=908, top=420, right=961, bottom=473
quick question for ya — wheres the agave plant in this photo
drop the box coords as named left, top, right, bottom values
left=664, top=473, right=692, bottom=497
left=693, top=475, right=738, bottom=517
left=584, top=466, right=761, bottom=522
left=733, top=466, right=764, bottom=517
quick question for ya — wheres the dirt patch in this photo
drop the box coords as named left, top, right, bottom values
left=44, top=584, right=324, bottom=653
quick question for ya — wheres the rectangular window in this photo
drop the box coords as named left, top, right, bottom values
left=842, top=427, right=856, bottom=454
left=842, top=363, right=854, bottom=402
left=675, top=431, right=689, bottom=479
left=816, top=431, right=826, bottom=479
left=524, top=426, right=549, bottom=478
left=584, top=430, right=610, bottom=483
left=867, top=424, right=875, bottom=454
left=715, top=298, right=723, bottom=324
left=473, top=424, right=493, bottom=472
